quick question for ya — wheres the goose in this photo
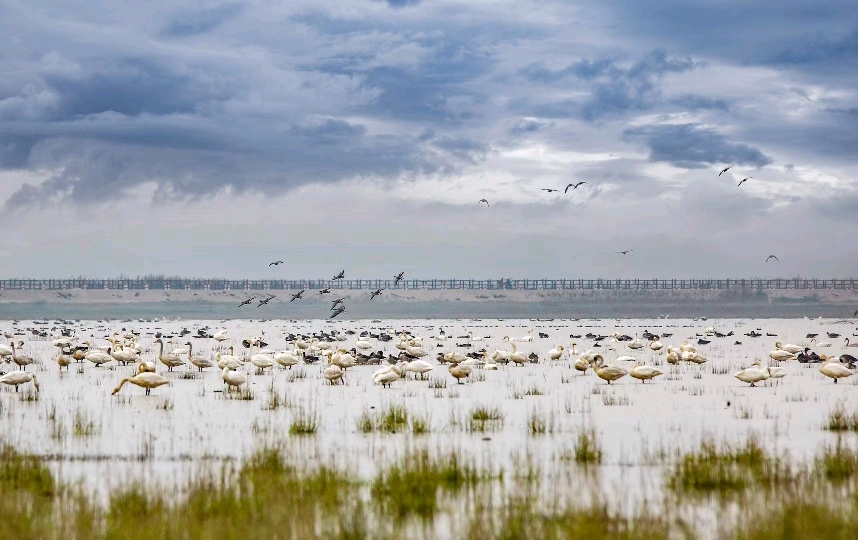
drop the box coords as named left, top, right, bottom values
left=449, top=363, right=472, bottom=384
left=112, top=372, right=170, bottom=396
left=10, top=342, right=35, bottom=371
left=57, top=348, right=72, bottom=371
left=734, top=363, right=770, bottom=386
left=404, top=360, right=433, bottom=379
left=155, top=339, right=185, bottom=372
left=186, top=342, right=213, bottom=372
left=216, top=346, right=241, bottom=370
left=629, top=363, right=663, bottom=383
left=213, top=330, right=230, bottom=342
left=0, top=372, right=38, bottom=392
left=769, top=349, right=797, bottom=362
left=649, top=340, right=664, bottom=352
left=274, top=350, right=301, bottom=369
left=775, top=341, right=803, bottom=354
left=593, top=357, right=627, bottom=384
left=548, top=345, right=565, bottom=361
left=221, top=367, right=247, bottom=390
left=323, top=364, right=344, bottom=385
left=819, top=357, right=852, bottom=383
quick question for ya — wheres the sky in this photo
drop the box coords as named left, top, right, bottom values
left=1, top=0, right=857, bottom=279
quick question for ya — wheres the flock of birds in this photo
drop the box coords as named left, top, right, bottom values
left=238, top=269, right=407, bottom=319
left=2, top=319, right=858, bottom=396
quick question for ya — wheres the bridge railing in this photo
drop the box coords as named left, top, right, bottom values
left=0, top=278, right=855, bottom=291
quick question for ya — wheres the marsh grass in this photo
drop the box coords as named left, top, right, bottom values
left=524, top=384, right=543, bottom=396
left=428, top=377, right=447, bottom=389
left=814, top=441, right=858, bottom=482
left=289, top=407, right=319, bottom=436
left=824, top=404, right=858, bottom=431
left=527, top=410, right=555, bottom=435
left=668, top=437, right=793, bottom=494
left=155, top=397, right=174, bottom=411
left=469, top=405, right=504, bottom=432
left=284, top=368, right=307, bottom=383
left=573, top=428, right=603, bottom=465
left=73, top=409, right=99, bottom=437
left=356, top=404, right=412, bottom=433
left=224, top=387, right=256, bottom=401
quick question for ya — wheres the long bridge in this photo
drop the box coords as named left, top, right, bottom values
left=0, top=278, right=856, bottom=291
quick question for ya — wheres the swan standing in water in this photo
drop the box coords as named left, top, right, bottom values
left=0, top=372, right=38, bottom=392
left=819, top=357, right=852, bottom=383
left=775, top=341, right=803, bottom=354
left=10, top=342, right=35, bottom=371
left=507, top=340, right=528, bottom=366
left=548, top=345, right=565, bottom=361
left=112, top=372, right=170, bottom=396
left=185, top=342, right=214, bottom=372
left=155, top=339, right=185, bottom=372
left=593, top=357, right=627, bottom=384
left=404, top=360, right=433, bottom=379
left=216, top=346, right=241, bottom=370
left=449, top=363, right=472, bottom=384
left=213, top=330, right=230, bottom=342
left=222, top=366, right=248, bottom=390
left=769, top=349, right=797, bottom=362
left=274, top=350, right=301, bottom=369
left=734, top=362, right=770, bottom=387
left=57, top=348, right=72, bottom=371
left=323, top=364, right=344, bottom=385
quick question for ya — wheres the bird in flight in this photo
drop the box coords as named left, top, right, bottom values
left=289, top=290, right=306, bottom=302
left=370, top=288, right=384, bottom=299
left=478, top=199, right=489, bottom=207
left=318, top=288, right=331, bottom=295
left=238, top=296, right=256, bottom=307
left=394, top=271, right=405, bottom=285
left=332, top=270, right=345, bottom=280
left=718, top=166, right=731, bottom=176
left=268, top=260, right=283, bottom=266
left=738, top=177, right=751, bottom=187
left=257, top=295, right=275, bottom=307
left=615, top=249, right=635, bottom=255
left=541, top=188, right=559, bottom=193
left=565, top=182, right=586, bottom=193
left=331, top=297, right=346, bottom=309
left=765, top=255, right=779, bottom=263
left=330, top=306, right=346, bottom=319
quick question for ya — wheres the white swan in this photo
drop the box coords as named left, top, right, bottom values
left=213, top=330, right=230, bottom=342
left=449, top=363, right=472, bottom=384
left=221, top=366, right=247, bottom=390
left=510, top=330, right=533, bottom=343
left=355, top=338, right=373, bottom=350
left=323, top=364, right=344, bottom=385
left=775, top=341, right=803, bottom=354
left=274, top=350, right=301, bottom=369
left=811, top=337, right=832, bottom=348
left=111, top=347, right=139, bottom=366
left=734, top=363, right=770, bottom=387
left=216, top=346, right=241, bottom=370
left=679, top=341, right=697, bottom=353
left=507, top=340, right=528, bottom=366
left=112, top=372, right=170, bottom=396
left=57, top=348, right=72, bottom=371
left=548, top=345, right=565, bottom=361
left=86, top=347, right=113, bottom=367
left=0, top=372, right=38, bottom=392
left=819, top=357, right=852, bottom=383
left=628, top=334, right=645, bottom=350
left=666, top=347, right=680, bottom=365
left=769, top=349, right=797, bottom=362
left=629, top=363, right=663, bottom=383
left=138, top=361, right=156, bottom=373
left=373, top=363, right=404, bottom=388
left=593, top=357, right=627, bottom=384
left=649, top=340, right=663, bottom=351
left=404, top=360, right=434, bottom=379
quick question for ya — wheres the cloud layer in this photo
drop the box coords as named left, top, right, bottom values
left=0, top=0, right=856, bottom=277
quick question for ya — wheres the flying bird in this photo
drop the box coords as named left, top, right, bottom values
left=330, top=306, right=346, bottom=319
left=615, top=249, right=635, bottom=255
left=478, top=199, right=489, bottom=207
left=765, top=255, right=779, bottom=263
left=257, top=295, right=275, bottom=307
left=565, top=182, right=586, bottom=193
left=738, top=177, right=751, bottom=187
left=289, top=290, right=306, bottom=302
left=718, top=166, right=731, bottom=176
left=541, top=188, right=559, bottom=193
left=332, top=270, right=345, bottom=280
left=394, top=272, right=405, bottom=285
left=318, top=288, right=331, bottom=295
left=268, top=260, right=283, bottom=266
left=370, top=288, right=384, bottom=299
left=238, top=296, right=256, bottom=307
left=331, top=297, right=346, bottom=309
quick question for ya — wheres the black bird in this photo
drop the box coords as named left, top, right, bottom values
left=765, top=255, right=779, bottom=263
left=738, top=177, right=751, bottom=187
left=394, top=272, right=405, bottom=285
left=541, top=188, right=559, bottom=193
left=853, top=309, right=858, bottom=317
left=370, top=288, right=384, bottom=300
left=718, top=166, right=731, bottom=176
left=239, top=296, right=256, bottom=307
left=565, top=182, right=586, bottom=193
left=269, top=260, right=283, bottom=266
left=331, top=297, right=346, bottom=309
left=318, top=288, right=331, bottom=295
left=807, top=333, right=818, bottom=339
left=615, top=249, right=635, bottom=255
left=333, top=270, right=345, bottom=280
left=828, top=332, right=841, bottom=338
left=257, top=295, right=275, bottom=307
left=478, top=199, right=489, bottom=207
left=330, top=306, right=346, bottom=319
left=290, top=290, right=306, bottom=302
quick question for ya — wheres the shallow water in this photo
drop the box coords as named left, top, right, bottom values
left=1, top=316, right=856, bottom=505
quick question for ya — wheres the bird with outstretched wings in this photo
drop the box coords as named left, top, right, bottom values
left=718, top=166, right=731, bottom=176
left=765, top=255, right=779, bottom=263
left=565, top=182, right=586, bottom=193
left=478, top=199, right=489, bottom=207
left=615, top=249, right=635, bottom=255
left=269, top=260, right=283, bottom=266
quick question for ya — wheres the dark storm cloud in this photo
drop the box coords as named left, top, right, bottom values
left=623, top=124, right=772, bottom=169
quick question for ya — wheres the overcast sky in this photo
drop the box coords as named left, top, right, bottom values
left=1, top=0, right=857, bottom=279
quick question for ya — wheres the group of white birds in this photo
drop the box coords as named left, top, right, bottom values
left=1, top=324, right=854, bottom=396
